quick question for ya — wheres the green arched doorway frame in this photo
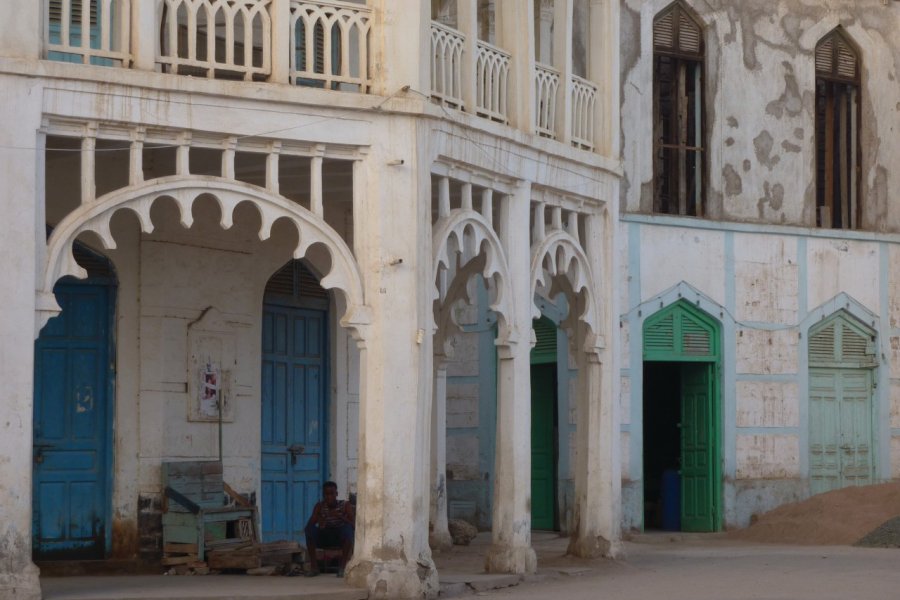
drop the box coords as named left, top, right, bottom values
left=643, top=300, right=722, bottom=532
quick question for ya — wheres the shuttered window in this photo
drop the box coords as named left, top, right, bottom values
left=653, top=2, right=705, bottom=217
left=531, top=316, right=558, bottom=365
left=265, top=261, right=328, bottom=301
left=49, top=0, right=99, bottom=26
left=815, top=28, right=861, bottom=230
left=643, top=301, right=717, bottom=361
left=809, top=312, right=876, bottom=369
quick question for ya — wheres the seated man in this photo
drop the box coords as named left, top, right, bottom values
left=304, top=481, right=355, bottom=577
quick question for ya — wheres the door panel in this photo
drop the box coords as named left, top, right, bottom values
left=680, top=363, right=715, bottom=532
left=33, top=282, right=113, bottom=559
left=809, top=368, right=872, bottom=495
left=261, top=306, right=326, bottom=543
left=530, top=364, right=556, bottom=531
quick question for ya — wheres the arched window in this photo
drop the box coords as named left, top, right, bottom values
left=653, top=2, right=705, bottom=217
left=815, top=28, right=861, bottom=229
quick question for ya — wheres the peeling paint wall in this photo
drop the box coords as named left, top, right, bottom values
left=621, top=0, right=900, bottom=228
left=619, top=1, right=900, bottom=531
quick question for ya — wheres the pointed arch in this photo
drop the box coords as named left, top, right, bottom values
left=37, top=175, right=369, bottom=338
left=653, top=1, right=704, bottom=56
left=530, top=230, right=599, bottom=349
left=432, top=209, right=515, bottom=338
left=642, top=299, right=720, bottom=362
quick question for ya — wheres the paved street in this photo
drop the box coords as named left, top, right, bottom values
left=479, top=537, right=900, bottom=600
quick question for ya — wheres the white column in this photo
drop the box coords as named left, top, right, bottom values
left=368, top=0, right=429, bottom=97
left=496, top=2, right=535, bottom=133
left=129, top=126, right=146, bottom=187
left=345, top=130, right=438, bottom=599
left=485, top=182, right=536, bottom=575
left=589, top=0, right=619, bottom=156
left=567, top=208, right=621, bottom=558
left=81, top=123, right=98, bottom=205
left=457, top=0, right=477, bottom=113
left=270, top=0, right=291, bottom=84
left=0, top=0, right=40, bottom=58
left=554, top=0, right=574, bottom=144
left=0, top=76, right=44, bottom=600
left=131, top=0, right=157, bottom=71
left=310, top=145, right=325, bottom=219
left=429, top=357, right=452, bottom=551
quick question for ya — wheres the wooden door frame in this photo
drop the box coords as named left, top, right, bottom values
left=641, top=300, right=722, bottom=531
left=33, top=273, right=117, bottom=559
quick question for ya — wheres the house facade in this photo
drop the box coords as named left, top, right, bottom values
left=0, top=1, right=621, bottom=599
left=619, top=0, right=900, bottom=532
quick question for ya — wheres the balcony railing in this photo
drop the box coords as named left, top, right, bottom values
left=158, top=0, right=272, bottom=81
left=289, top=0, right=371, bottom=92
left=475, top=40, right=510, bottom=123
left=534, top=63, right=559, bottom=139
left=44, top=0, right=131, bottom=66
left=571, top=74, right=597, bottom=151
left=430, top=21, right=465, bottom=109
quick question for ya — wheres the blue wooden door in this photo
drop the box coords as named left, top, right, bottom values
left=261, top=305, right=326, bottom=542
left=33, top=280, right=113, bottom=559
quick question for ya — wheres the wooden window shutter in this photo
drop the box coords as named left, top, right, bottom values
left=677, top=12, right=701, bottom=54
left=816, top=30, right=859, bottom=82
left=644, top=312, right=676, bottom=354
left=49, top=0, right=99, bottom=26
left=266, top=263, right=295, bottom=296
left=653, top=10, right=675, bottom=50
left=531, top=317, right=558, bottom=364
left=681, top=317, right=711, bottom=355
left=809, top=322, right=837, bottom=364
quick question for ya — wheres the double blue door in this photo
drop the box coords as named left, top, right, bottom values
left=261, top=305, right=327, bottom=542
left=33, top=280, right=114, bottom=559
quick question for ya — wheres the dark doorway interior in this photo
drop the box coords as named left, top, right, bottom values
left=643, top=361, right=681, bottom=531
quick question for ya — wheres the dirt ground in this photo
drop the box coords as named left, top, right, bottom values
left=726, top=482, right=900, bottom=546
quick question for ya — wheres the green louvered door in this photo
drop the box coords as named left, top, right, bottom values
left=530, top=317, right=557, bottom=531
left=643, top=301, right=721, bottom=531
left=808, top=313, right=875, bottom=496
left=680, top=363, right=714, bottom=531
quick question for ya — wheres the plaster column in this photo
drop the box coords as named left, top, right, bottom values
left=485, top=183, right=537, bottom=575
left=496, top=2, right=535, bottom=133
left=553, top=0, right=574, bottom=144
left=130, top=0, right=157, bottom=71
left=588, top=0, right=620, bottom=156
left=0, top=0, right=40, bottom=58
left=567, top=208, right=621, bottom=558
left=429, top=356, right=453, bottom=551
left=0, top=76, right=44, bottom=600
left=269, top=0, right=291, bottom=84
left=345, top=126, right=438, bottom=599
left=457, top=0, right=477, bottom=113
left=368, top=0, right=430, bottom=97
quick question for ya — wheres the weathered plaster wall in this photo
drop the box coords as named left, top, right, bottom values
left=621, top=0, right=900, bottom=229
left=620, top=220, right=900, bottom=530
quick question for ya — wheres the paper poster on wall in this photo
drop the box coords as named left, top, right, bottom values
left=187, top=307, right=237, bottom=422
left=199, top=362, right=220, bottom=418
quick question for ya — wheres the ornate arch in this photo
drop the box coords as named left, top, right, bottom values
left=530, top=230, right=599, bottom=348
left=432, top=209, right=515, bottom=339
left=37, top=175, right=370, bottom=337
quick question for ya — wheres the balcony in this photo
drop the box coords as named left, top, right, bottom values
left=43, top=0, right=372, bottom=89
left=40, top=2, right=605, bottom=154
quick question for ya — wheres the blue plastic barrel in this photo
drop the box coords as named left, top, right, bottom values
left=661, top=469, right=681, bottom=531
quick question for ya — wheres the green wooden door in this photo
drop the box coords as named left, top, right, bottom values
left=680, top=363, right=715, bottom=531
left=808, top=312, right=876, bottom=496
left=809, top=368, right=873, bottom=495
left=530, top=364, right=556, bottom=530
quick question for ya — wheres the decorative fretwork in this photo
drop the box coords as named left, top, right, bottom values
left=289, top=0, right=371, bottom=92
left=534, top=63, right=560, bottom=139
left=158, top=0, right=273, bottom=81
left=475, top=39, right=510, bottom=123
left=430, top=21, right=466, bottom=109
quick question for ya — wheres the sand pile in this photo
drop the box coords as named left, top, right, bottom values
left=727, top=482, right=900, bottom=545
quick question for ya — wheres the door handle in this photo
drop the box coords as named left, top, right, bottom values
left=288, top=444, right=305, bottom=466
left=34, top=444, right=53, bottom=465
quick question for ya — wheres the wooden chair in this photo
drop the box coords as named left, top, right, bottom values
left=161, top=460, right=256, bottom=563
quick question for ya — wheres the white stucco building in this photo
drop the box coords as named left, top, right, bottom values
left=619, top=0, right=900, bottom=533
left=0, top=1, right=621, bottom=599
